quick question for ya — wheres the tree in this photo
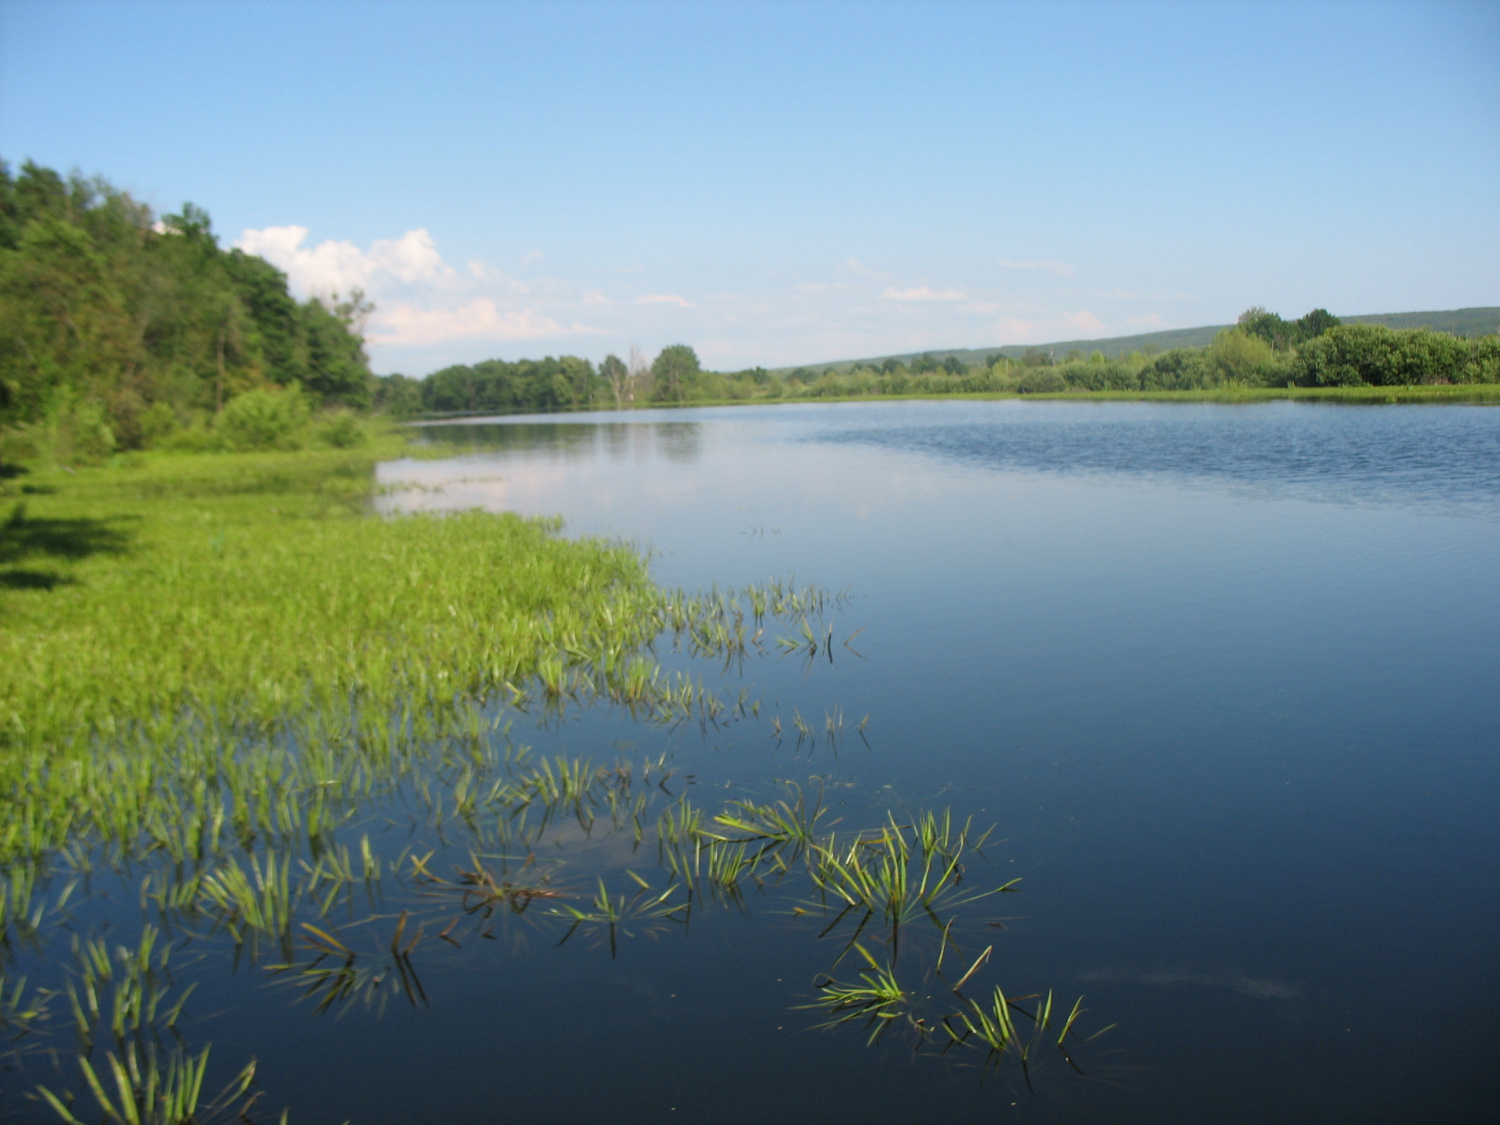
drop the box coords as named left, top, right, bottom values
left=0, top=160, right=375, bottom=440
left=1238, top=306, right=1340, bottom=350
left=651, top=344, right=700, bottom=402
left=628, top=345, right=650, bottom=402
left=600, top=353, right=628, bottom=409
left=559, top=355, right=594, bottom=408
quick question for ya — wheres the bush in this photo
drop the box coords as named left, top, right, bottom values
left=1016, top=369, right=1068, bottom=394
left=217, top=386, right=311, bottom=451
left=317, top=410, right=367, bottom=449
left=1463, top=336, right=1500, bottom=384
left=1140, top=348, right=1213, bottom=390
left=138, top=402, right=180, bottom=448
left=1204, top=328, right=1284, bottom=386
left=1296, top=325, right=1475, bottom=387
left=1062, top=361, right=1139, bottom=392
left=9, top=391, right=119, bottom=466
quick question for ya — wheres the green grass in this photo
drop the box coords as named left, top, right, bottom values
left=0, top=431, right=1111, bottom=1110
left=0, top=433, right=791, bottom=866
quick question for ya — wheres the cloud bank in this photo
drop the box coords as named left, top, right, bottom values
left=232, top=224, right=1187, bottom=370
left=236, top=226, right=453, bottom=295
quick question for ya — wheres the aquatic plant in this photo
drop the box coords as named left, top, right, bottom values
left=37, top=1043, right=260, bottom=1125
left=801, top=942, right=910, bottom=1045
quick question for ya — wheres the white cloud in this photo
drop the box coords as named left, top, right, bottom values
left=845, top=256, right=890, bottom=280
left=1125, top=312, right=1164, bottom=328
left=999, top=258, right=1077, bottom=279
left=235, top=225, right=456, bottom=297
left=636, top=294, right=693, bottom=308
left=880, top=286, right=966, bottom=302
left=367, top=299, right=579, bottom=347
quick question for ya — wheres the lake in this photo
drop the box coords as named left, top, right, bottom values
left=12, top=399, right=1500, bottom=1122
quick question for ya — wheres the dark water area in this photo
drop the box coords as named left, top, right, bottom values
left=10, top=400, right=1499, bottom=1123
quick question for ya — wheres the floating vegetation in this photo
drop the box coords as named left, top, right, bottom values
left=550, top=875, right=686, bottom=957
left=62, top=927, right=196, bottom=1053
left=802, top=942, right=911, bottom=1045
left=804, top=810, right=1010, bottom=960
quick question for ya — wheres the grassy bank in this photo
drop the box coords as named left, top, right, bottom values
left=1004, top=383, right=1500, bottom=405
left=412, top=380, right=1500, bottom=422
left=0, top=431, right=779, bottom=865
left=781, top=382, right=1500, bottom=407
left=0, top=425, right=1104, bottom=1119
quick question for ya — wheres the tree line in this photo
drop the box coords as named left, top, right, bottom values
left=3, top=160, right=1496, bottom=460
left=378, top=308, right=1498, bottom=417
left=373, top=343, right=734, bottom=418
left=0, top=160, right=372, bottom=460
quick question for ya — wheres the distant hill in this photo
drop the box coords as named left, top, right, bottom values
left=772, top=306, right=1499, bottom=374
left=1340, top=307, right=1499, bottom=336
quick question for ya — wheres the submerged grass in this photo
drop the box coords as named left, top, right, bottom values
left=0, top=435, right=1111, bottom=1111
left=0, top=438, right=830, bottom=868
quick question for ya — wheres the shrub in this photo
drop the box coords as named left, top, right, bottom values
left=1140, top=348, right=1212, bottom=390
left=1204, top=328, right=1282, bottom=386
left=1296, top=325, right=1474, bottom=387
left=138, top=402, right=180, bottom=448
left=1462, top=336, right=1500, bottom=384
left=317, top=410, right=367, bottom=449
left=217, top=386, right=311, bottom=451
left=1016, top=369, right=1068, bottom=394
left=1062, top=361, right=1139, bottom=391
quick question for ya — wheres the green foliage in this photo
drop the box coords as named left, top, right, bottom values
left=317, top=409, right=367, bottom=449
left=1294, top=323, right=1487, bottom=386
left=216, top=386, right=311, bottom=451
left=0, top=159, right=373, bottom=446
left=1204, top=327, right=1282, bottom=384
left=370, top=372, right=423, bottom=417
left=0, top=440, right=833, bottom=862
left=650, top=344, right=702, bottom=403
left=1016, top=368, right=1068, bottom=394
left=1237, top=306, right=1341, bottom=350
left=420, top=355, right=597, bottom=415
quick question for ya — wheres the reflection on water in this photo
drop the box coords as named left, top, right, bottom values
left=371, top=400, right=1500, bottom=1123
left=419, top=418, right=706, bottom=464
left=8, top=401, right=1499, bottom=1124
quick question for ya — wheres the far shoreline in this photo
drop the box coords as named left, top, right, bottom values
left=402, top=381, right=1500, bottom=424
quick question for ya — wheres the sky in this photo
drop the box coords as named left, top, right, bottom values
left=1, top=0, right=1496, bottom=375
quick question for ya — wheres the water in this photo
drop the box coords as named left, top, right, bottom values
left=12, top=400, right=1500, bottom=1122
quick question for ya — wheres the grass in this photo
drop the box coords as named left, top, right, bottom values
left=0, top=435, right=827, bottom=868
left=38, top=1042, right=259, bottom=1125
left=0, top=432, right=1110, bottom=1111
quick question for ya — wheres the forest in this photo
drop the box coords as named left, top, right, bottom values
left=0, top=161, right=372, bottom=462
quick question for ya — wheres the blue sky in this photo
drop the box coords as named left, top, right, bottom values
left=2, top=0, right=1496, bottom=374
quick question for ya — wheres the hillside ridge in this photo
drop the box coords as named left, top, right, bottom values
left=772, top=306, right=1499, bottom=374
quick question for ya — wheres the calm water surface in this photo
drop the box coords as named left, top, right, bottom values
left=13, top=400, right=1497, bottom=1124
left=371, top=400, right=1500, bottom=1124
